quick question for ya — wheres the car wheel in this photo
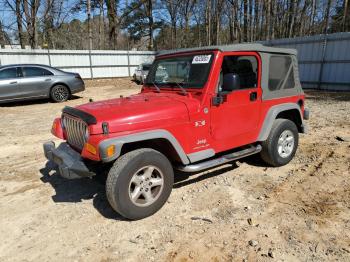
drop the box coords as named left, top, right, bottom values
left=260, top=119, right=299, bottom=167
left=106, top=148, right=174, bottom=220
left=50, top=84, right=70, bottom=102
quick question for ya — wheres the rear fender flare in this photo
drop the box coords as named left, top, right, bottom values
left=99, top=129, right=190, bottom=164
left=257, top=103, right=303, bottom=141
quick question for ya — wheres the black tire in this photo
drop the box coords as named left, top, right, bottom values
left=106, top=148, right=174, bottom=220
left=50, top=84, right=70, bottom=102
left=260, top=119, right=299, bottom=167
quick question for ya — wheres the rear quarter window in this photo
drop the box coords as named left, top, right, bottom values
left=268, top=55, right=294, bottom=91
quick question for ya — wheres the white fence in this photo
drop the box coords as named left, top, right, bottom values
left=263, top=32, right=350, bottom=91
left=0, top=49, right=156, bottom=79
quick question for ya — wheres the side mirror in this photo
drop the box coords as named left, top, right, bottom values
left=222, top=73, right=240, bottom=92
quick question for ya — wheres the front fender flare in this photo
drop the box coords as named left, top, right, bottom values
left=99, top=129, right=190, bottom=164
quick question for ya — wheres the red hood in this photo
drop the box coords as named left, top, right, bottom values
left=76, top=92, right=199, bottom=134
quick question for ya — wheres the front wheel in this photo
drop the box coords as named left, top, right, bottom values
left=260, top=119, right=299, bottom=167
left=106, top=148, right=174, bottom=220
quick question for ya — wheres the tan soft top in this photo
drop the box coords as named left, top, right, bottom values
left=157, top=43, right=297, bottom=57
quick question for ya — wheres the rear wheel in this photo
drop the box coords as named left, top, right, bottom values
left=50, top=84, right=70, bottom=102
left=260, top=119, right=299, bottom=167
left=106, top=148, right=174, bottom=220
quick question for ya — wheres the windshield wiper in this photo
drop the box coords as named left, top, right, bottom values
left=168, top=82, right=187, bottom=96
left=152, top=81, right=161, bottom=93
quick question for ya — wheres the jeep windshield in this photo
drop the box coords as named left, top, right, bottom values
left=145, top=53, right=214, bottom=89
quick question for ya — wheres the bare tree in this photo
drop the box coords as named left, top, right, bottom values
left=205, top=0, right=211, bottom=45
left=323, top=0, right=332, bottom=34
left=162, top=0, right=181, bottom=48
left=0, top=20, right=11, bottom=46
left=106, top=0, right=118, bottom=49
left=144, top=0, right=154, bottom=50
left=243, top=0, right=248, bottom=41
left=87, top=0, right=93, bottom=50
left=1, top=0, right=347, bottom=51
left=99, top=0, right=105, bottom=49
left=4, top=0, right=26, bottom=48
left=23, top=0, right=40, bottom=48
left=344, top=0, right=349, bottom=31
left=180, top=0, right=196, bottom=47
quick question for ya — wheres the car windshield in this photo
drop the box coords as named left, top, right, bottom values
left=145, top=53, right=214, bottom=88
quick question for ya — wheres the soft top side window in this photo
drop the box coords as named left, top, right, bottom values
left=268, top=55, right=294, bottom=91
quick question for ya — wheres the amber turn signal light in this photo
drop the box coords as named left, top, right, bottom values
left=106, top=145, right=115, bottom=157
left=85, top=143, right=97, bottom=155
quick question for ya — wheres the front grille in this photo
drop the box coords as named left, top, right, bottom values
left=62, top=114, right=88, bottom=150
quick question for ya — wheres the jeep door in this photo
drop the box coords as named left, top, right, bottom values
left=0, top=67, right=22, bottom=102
left=18, top=66, right=54, bottom=98
left=210, top=52, right=262, bottom=151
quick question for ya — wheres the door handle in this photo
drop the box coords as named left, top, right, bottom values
left=250, top=91, right=257, bottom=101
left=45, top=78, right=51, bottom=81
left=10, top=81, right=17, bottom=84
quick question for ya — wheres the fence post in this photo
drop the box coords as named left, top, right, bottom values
left=47, top=48, right=52, bottom=66
left=318, top=35, right=328, bottom=90
left=127, top=50, right=131, bottom=77
left=88, top=50, right=93, bottom=79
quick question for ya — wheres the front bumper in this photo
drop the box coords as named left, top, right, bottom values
left=43, top=141, right=95, bottom=179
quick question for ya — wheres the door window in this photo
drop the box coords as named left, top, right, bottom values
left=219, top=55, right=258, bottom=92
left=22, top=67, right=53, bottom=77
left=0, top=67, right=18, bottom=79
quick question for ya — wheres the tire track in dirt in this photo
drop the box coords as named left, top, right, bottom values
left=261, top=140, right=350, bottom=260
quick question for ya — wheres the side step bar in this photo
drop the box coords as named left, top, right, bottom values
left=177, top=144, right=262, bottom=173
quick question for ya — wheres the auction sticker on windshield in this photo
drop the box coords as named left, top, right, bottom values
left=192, top=55, right=211, bottom=64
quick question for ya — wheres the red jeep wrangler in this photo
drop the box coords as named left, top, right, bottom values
left=44, top=44, right=309, bottom=220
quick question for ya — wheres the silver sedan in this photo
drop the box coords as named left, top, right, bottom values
left=0, top=64, right=85, bottom=103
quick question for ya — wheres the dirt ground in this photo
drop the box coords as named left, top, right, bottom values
left=0, top=79, right=349, bottom=262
